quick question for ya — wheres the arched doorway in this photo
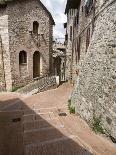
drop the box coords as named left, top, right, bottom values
left=53, top=57, right=61, bottom=76
left=33, top=51, right=40, bottom=78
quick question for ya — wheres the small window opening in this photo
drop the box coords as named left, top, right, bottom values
left=77, top=37, right=81, bottom=62
left=19, top=51, right=27, bottom=64
left=33, top=21, right=39, bottom=34
left=86, top=27, right=91, bottom=52
left=82, top=6, right=84, bottom=12
left=70, top=26, right=72, bottom=41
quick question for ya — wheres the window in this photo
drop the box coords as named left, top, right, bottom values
left=86, top=27, right=91, bottom=52
left=74, top=11, right=79, bottom=27
left=75, top=37, right=81, bottom=63
left=85, top=0, right=93, bottom=15
left=82, top=6, right=84, bottom=12
left=75, top=40, right=78, bottom=64
left=77, top=37, right=81, bottom=62
left=70, top=26, right=72, bottom=41
left=33, top=21, right=39, bottom=34
left=65, top=34, right=68, bottom=41
left=19, top=51, right=27, bottom=64
left=76, top=10, right=79, bottom=25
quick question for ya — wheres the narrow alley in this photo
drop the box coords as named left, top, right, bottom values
left=0, top=83, right=116, bottom=155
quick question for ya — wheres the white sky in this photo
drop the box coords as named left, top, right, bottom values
left=41, top=0, right=67, bottom=41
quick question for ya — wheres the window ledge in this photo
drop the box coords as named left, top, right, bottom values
left=19, top=63, right=27, bottom=66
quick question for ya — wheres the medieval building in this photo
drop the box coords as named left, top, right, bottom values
left=53, top=42, right=66, bottom=82
left=65, top=0, right=116, bottom=139
left=0, top=0, right=54, bottom=91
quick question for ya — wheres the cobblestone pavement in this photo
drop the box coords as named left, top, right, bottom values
left=0, top=83, right=116, bottom=155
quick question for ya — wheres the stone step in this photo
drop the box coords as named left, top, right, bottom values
left=23, top=106, right=68, bottom=115
left=23, top=112, right=58, bottom=123
left=24, top=118, right=62, bottom=130
left=24, top=126, right=69, bottom=145
left=25, top=135, right=91, bottom=155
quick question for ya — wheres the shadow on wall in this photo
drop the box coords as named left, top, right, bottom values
left=0, top=97, right=92, bottom=155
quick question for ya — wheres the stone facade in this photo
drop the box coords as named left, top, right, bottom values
left=64, top=7, right=78, bottom=82
left=0, top=36, right=5, bottom=91
left=65, top=0, right=116, bottom=139
left=53, top=42, right=66, bottom=82
left=0, top=0, right=54, bottom=91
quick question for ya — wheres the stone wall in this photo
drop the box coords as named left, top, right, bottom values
left=17, top=75, right=57, bottom=95
left=0, top=0, right=54, bottom=91
left=71, top=0, right=116, bottom=139
left=0, top=38, right=5, bottom=92
left=8, top=0, right=53, bottom=88
left=0, top=8, right=12, bottom=91
left=65, top=9, right=78, bottom=81
left=71, top=0, right=95, bottom=83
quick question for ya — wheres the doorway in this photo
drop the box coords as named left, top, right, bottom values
left=33, top=51, right=40, bottom=78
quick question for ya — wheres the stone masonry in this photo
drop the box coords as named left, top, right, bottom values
left=64, top=0, right=116, bottom=138
left=65, top=6, right=78, bottom=82
left=70, top=0, right=116, bottom=139
left=0, top=0, right=54, bottom=91
left=0, top=36, right=5, bottom=91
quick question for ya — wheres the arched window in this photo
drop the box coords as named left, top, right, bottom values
left=33, top=21, right=39, bottom=34
left=19, top=51, right=27, bottom=64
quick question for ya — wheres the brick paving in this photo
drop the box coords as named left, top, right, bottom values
left=1, top=83, right=116, bottom=155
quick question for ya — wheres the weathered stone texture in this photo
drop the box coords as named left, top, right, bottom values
left=16, top=75, right=57, bottom=95
left=0, top=0, right=54, bottom=91
left=71, top=0, right=116, bottom=138
left=65, top=9, right=78, bottom=81
left=0, top=9, right=12, bottom=91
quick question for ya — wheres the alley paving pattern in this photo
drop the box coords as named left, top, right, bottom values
left=0, top=83, right=116, bottom=155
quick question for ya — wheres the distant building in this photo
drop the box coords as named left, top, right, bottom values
left=65, top=0, right=116, bottom=139
left=0, top=0, right=54, bottom=91
left=53, top=42, right=66, bottom=82
left=64, top=1, right=78, bottom=82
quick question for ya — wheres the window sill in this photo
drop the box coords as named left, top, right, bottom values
left=19, top=63, right=27, bottom=66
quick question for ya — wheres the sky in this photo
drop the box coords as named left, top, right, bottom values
left=41, top=0, right=67, bottom=42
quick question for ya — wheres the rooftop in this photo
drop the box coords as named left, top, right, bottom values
left=0, top=0, right=55, bottom=25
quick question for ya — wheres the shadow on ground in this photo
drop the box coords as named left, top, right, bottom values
left=0, top=97, right=92, bottom=155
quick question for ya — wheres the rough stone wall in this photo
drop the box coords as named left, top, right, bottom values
left=0, top=39, right=5, bottom=92
left=0, top=0, right=53, bottom=91
left=7, top=0, right=53, bottom=88
left=49, top=20, right=54, bottom=75
left=71, top=0, right=116, bottom=138
left=71, top=0, right=94, bottom=83
left=17, top=75, right=57, bottom=95
left=65, top=9, right=77, bottom=81
left=0, top=8, right=12, bottom=91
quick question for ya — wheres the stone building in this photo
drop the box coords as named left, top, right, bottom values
left=0, top=0, right=54, bottom=91
left=64, top=1, right=78, bottom=82
left=53, top=42, right=66, bottom=82
left=0, top=36, right=5, bottom=91
left=65, top=0, right=116, bottom=139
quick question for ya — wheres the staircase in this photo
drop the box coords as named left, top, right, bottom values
left=23, top=106, right=92, bottom=155
left=17, top=75, right=57, bottom=95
